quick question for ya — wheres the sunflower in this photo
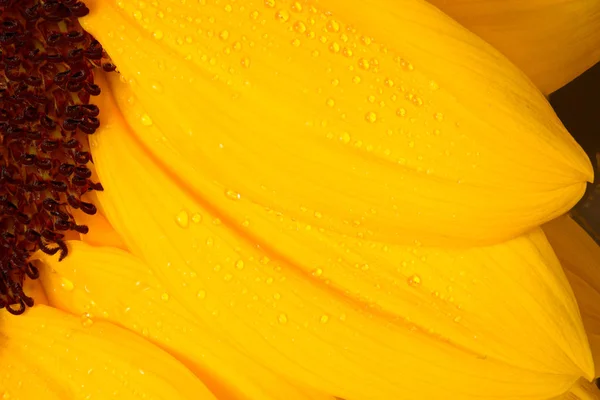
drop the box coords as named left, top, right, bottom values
left=2, top=0, right=600, bottom=399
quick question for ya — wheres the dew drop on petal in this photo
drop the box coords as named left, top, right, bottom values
left=407, top=275, right=421, bottom=286
left=225, top=189, right=241, bottom=200
left=197, top=290, right=207, bottom=299
left=161, top=292, right=170, bottom=301
left=61, top=277, right=74, bottom=291
left=176, top=210, right=189, bottom=228
left=191, top=213, right=202, bottom=224
left=140, top=113, right=153, bottom=126
left=278, top=313, right=288, bottom=324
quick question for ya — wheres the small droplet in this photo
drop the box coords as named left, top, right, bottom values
left=434, top=112, right=444, bottom=122
left=291, top=1, right=303, bottom=12
left=132, top=10, right=143, bottom=20
left=80, top=313, right=94, bottom=328
left=352, top=75, right=361, bottom=84
left=326, top=98, right=335, bottom=107
left=219, top=30, right=230, bottom=40
left=235, top=260, right=245, bottom=270
left=340, top=131, right=351, bottom=144
left=293, top=21, right=307, bottom=33
left=278, top=313, right=288, bottom=324
left=320, top=314, right=329, bottom=324
left=358, top=58, right=370, bottom=70
left=161, top=292, right=170, bottom=301
left=326, top=19, right=340, bottom=33
left=365, top=111, right=377, bottom=123
left=61, top=277, right=74, bottom=291
left=264, top=0, right=275, bottom=7
left=240, top=56, right=251, bottom=68
left=176, top=210, right=189, bottom=228
left=275, top=10, right=290, bottom=22
left=152, top=30, right=164, bottom=40
left=312, top=267, right=323, bottom=277
left=225, top=189, right=241, bottom=200
left=191, top=213, right=202, bottom=223
left=140, top=113, right=153, bottom=126
left=314, top=211, right=323, bottom=218
left=197, top=290, right=207, bottom=299
left=396, top=108, right=406, bottom=117
left=407, top=275, right=421, bottom=286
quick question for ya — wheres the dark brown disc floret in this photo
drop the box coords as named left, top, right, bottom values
left=0, top=0, right=114, bottom=314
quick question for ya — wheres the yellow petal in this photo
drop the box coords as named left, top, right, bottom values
left=72, top=208, right=128, bottom=250
left=0, top=305, right=215, bottom=400
left=424, top=0, right=600, bottom=95
left=544, top=215, right=600, bottom=374
left=89, top=76, right=593, bottom=399
left=37, top=241, right=335, bottom=400
left=81, top=0, right=592, bottom=245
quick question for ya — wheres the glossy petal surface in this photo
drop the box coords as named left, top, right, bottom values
left=81, top=0, right=592, bottom=245
left=37, top=241, right=334, bottom=400
left=425, top=0, right=600, bottom=95
left=0, top=306, right=215, bottom=400
left=88, top=75, right=594, bottom=400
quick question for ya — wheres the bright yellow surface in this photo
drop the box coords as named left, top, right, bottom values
left=78, top=72, right=594, bottom=398
left=425, top=0, right=600, bottom=95
left=81, top=0, right=592, bottom=246
left=0, top=305, right=216, bottom=399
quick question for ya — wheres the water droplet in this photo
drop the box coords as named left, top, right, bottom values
left=161, top=292, right=170, bottom=301
left=396, top=108, right=406, bottom=117
left=293, top=21, right=306, bottom=33
left=235, top=260, right=245, bottom=270
left=434, top=112, right=444, bottom=122
left=264, top=0, right=275, bottom=7
left=291, top=38, right=301, bottom=47
left=365, top=111, right=377, bottom=123
left=358, top=58, right=370, bottom=70
left=197, top=290, right=207, bottom=299
left=326, top=19, right=341, bottom=33
left=278, top=313, right=288, bottom=324
left=291, top=1, right=303, bottom=12
left=150, top=81, right=164, bottom=92
left=132, top=10, right=143, bottom=20
left=273, top=292, right=281, bottom=300
left=407, top=275, right=421, bottom=286
left=352, top=75, right=361, bottom=84
left=384, top=78, right=394, bottom=87
left=429, top=80, right=439, bottom=90
left=340, top=131, right=351, bottom=144
left=312, top=268, right=323, bottom=277
left=225, top=189, right=241, bottom=200
left=219, top=30, right=230, bottom=41
left=191, top=213, right=202, bottom=223
left=224, top=4, right=233, bottom=12
left=326, top=98, right=335, bottom=107
left=61, top=277, right=74, bottom=291
left=152, top=30, right=164, bottom=40
left=275, top=10, right=290, bottom=22
left=80, top=313, right=94, bottom=328
left=240, top=56, right=251, bottom=68
left=223, top=273, right=233, bottom=281
left=314, top=211, right=322, bottom=218
left=140, top=113, right=153, bottom=126
left=320, top=314, right=329, bottom=324
left=176, top=210, right=189, bottom=228
left=329, top=42, right=340, bottom=53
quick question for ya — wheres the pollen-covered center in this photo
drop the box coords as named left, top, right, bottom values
left=0, top=0, right=113, bottom=315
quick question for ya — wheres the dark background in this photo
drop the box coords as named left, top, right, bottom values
left=550, top=62, right=600, bottom=242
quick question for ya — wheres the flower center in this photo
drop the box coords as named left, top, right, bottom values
left=0, top=0, right=113, bottom=315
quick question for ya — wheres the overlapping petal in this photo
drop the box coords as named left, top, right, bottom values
left=424, top=0, right=600, bottom=95
left=81, top=0, right=592, bottom=246
left=0, top=305, right=215, bottom=399
left=37, top=241, right=334, bottom=400
left=85, top=73, right=595, bottom=399
left=544, top=216, right=600, bottom=372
